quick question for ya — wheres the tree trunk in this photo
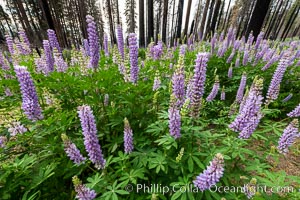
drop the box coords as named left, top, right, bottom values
left=199, top=0, right=210, bottom=40
left=139, top=0, right=145, bottom=47
left=162, top=0, right=168, bottom=43
left=176, top=0, right=184, bottom=39
left=216, top=0, right=224, bottom=31
left=39, top=0, right=55, bottom=30
left=210, top=0, right=221, bottom=34
left=281, top=5, right=300, bottom=40
left=147, top=0, right=154, bottom=44
left=183, top=0, right=192, bottom=37
left=204, top=0, right=215, bottom=39
left=107, top=0, right=116, bottom=43
left=245, top=0, right=271, bottom=40
left=221, top=0, right=231, bottom=30
left=265, top=0, right=282, bottom=39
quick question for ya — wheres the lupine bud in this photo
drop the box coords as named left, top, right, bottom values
left=287, top=103, right=300, bottom=117
left=236, top=72, right=247, bottom=103
left=14, top=66, right=43, bottom=121
left=77, top=105, right=106, bottom=169
left=54, top=56, right=68, bottom=72
left=235, top=57, right=240, bottom=67
left=190, top=53, right=209, bottom=117
left=243, top=50, right=249, bottom=65
left=103, top=33, right=109, bottom=56
left=19, top=30, right=31, bottom=52
left=124, top=118, right=134, bottom=154
left=72, top=176, right=97, bottom=200
left=8, top=121, right=27, bottom=136
left=282, top=93, right=293, bottom=102
left=86, top=15, right=100, bottom=69
left=153, top=72, right=161, bottom=91
left=43, top=40, right=54, bottom=72
left=211, top=33, right=217, bottom=54
left=277, top=119, right=299, bottom=154
left=47, top=29, right=61, bottom=53
left=0, top=136, right=7, bottom=148
left=83, top=39, right=90, bottom=56
left=116, top=24, right=125, bottom=59
left=176, top=147, right=184, bottom=162
left=221, top=86, right=225, bottom=100
left=61, top=134, right=86, bottom=165
left=128, top=33, right=139, bottom=84
left=5, top=35, right=14, bottom=55
left=5, top=88, right=12, bottom=96
left=261, top=56, right=279, bottom=71
left=104, top=94, right=109, bottom=106
left=193, top=153, right=224, bottom=191
left=228, top=66, right=233, bottom=78
left=226, top=51, right=235, bottom=63
left=206, top=75, right=220, bottom=102
left=229, top=78, right=263, bottom=136
left=171, top=56, right=185, bottom=107
left=266, top=55, right=289, bottom=104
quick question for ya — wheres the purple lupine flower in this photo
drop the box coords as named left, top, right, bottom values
left=153, top=73, right=161, bottom=91
left=266, top=55, right=289, bottom=104
left=124, top=118, right=134, bottom=154
left=0, top=52, right=10, bottom=70
left=228, top=66, right=233, bottom=78
left=54, top=56, right=68, bottom=72
left=247, top=32, right=254, bottom=49
left=221, top=86, right=225, bottom=100
left=219, top=32, right=224, bottom=42
left=254, top=32, right=264, bottom=50
left=193, top=153, right=224, bottom=191
left=238, top=113, right=262, bottom=139
left=34, top=55, right=48, bottom=75
left=5, top=35, right=14, bottom=55
left=211, top=33, right=217, bottom=54
left=206, top=76, right=220, bottom=102
left=282, top=93, right=293, bottom=102
left=47, top=29, right=61, bottom=53
left=103, top=34, right=109, bottom=56
left=253, top=44, right=268, bottom=65
left=229, top=78, right=264, bottom=133
left=104, top=94, right=109, bottom=106
left=261, top=55, right=279, bottom=71
left=243, top=50, right=249, bottom=65
left=73, top=176, right=97, bottom=200
left=14, top=66, right=43, bottom=121
left=128, top=33, right=139, bottom=84
left=235, top=57, right=240, bottom=67
left=171, top=56, right=185, bottom=107
left=15, top=41, right=27, bottom=55
left=0, top=136, right=7, bottom=148
left=19, top=30, right=30, bottom=49
left=190, top=53, right=209, bottom=117
left=43, top=40, right=54, bottom=72
left=116, top=24, right=125, bottom=59
left=226, top=51, right=235, bottom=63
left=62, top=134, right=86, bottom=165
left=150, top=41, right=163, bottom=60
left=168, top=99, right=181, bottom=139
left=86, top=15, right=100, bottom=69
left=180, top=45, right=187, bottom=56
left=277, top=119, right=299, bottom=154
left=226, top=27, right=234, bottom=48
left=77, top=105, right=106, bottom=169
left=8, top=121, right=27, bottom=136
left=287, top=103, right=300, bottom=117
left=236, top=72, right=247, bottom=103
left=5, top=88, right=13, bottom=96
left=83, top=39, right=90, bottom=56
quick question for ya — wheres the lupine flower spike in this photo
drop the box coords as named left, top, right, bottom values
left=72, top=176, right=97, bottom=200
left=14, top=66, right=43, bottom=121
left=287, top=103, right=300, bottom=117
left=61, top=134, right=86, bottom=165
left=193, top=153, right=225, bottom=191
left=124, top=118, right=134, bottom=154
left=77, top=105, right=106, bottom=169
left=206, top=75, right=220, bottom=102
left=277, top=119, right=299, bottom=154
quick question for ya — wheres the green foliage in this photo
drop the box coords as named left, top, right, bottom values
left=0, top=43, right=299, bottom=200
